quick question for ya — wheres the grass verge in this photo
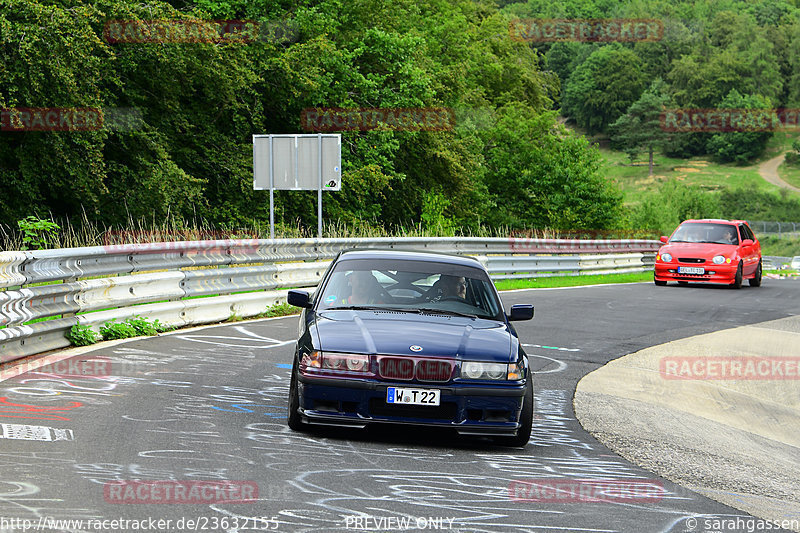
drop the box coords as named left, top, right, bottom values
left=227, top=302, right=299, bottom=322
left=495, top=271, right=652, bottom=290
left=778, top=160, right=800, bottom=190
left=760, top=235, right=800, bottom=257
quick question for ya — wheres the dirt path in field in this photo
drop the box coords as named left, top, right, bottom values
left=758, top=153, right=800, bottom=193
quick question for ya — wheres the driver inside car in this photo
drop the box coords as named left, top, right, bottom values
left=439, top=274, right=467, bottom=300
left=347, top=270, right=384, bottom=304
left=722, top=226, right=738, bottom=244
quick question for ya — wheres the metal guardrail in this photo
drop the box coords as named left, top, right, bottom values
left=747, top=221, right=800, bottom=235
left=762, top=256, right=793, bottom=269
left=0, top=237, right=659, bottom=363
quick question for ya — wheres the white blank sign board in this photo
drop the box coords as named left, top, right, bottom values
left=253, top=134, right=341, bottom=191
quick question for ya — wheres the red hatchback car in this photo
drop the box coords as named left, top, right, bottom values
left=654, top=219, right=762, bottom=288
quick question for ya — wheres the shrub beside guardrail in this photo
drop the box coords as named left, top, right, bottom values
left=1, top=237, right=660, bottom=363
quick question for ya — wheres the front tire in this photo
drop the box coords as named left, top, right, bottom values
left=749, top=261, right=762, bottom=287
left=496, top=374, right=533, bottom=447
left=287, top=360, right=304, bottom=431
left=730, top=262, right=743, bottom=289
left=654, top=276, right=667, bottom=286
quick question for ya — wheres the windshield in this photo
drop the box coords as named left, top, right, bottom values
left=316, top=258, right=503, bottom=320
left=669, top=223, right=739, bottom=245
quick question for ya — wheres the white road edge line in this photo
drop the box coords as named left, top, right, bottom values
left=501, top=281, right=651, bottom=293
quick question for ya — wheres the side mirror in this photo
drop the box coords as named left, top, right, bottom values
left=660, top=236, right=669, bottom=243
left=287, top=290, right=312, bottom=309
left=508, top=304, right=534, bottom=321
left=741, top=239, right=754, bottom=246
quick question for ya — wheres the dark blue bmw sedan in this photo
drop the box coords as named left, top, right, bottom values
left=286, top=249, right=535, bottom=446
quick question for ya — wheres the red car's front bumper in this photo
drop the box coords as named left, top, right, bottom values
left=654, top=261, right=738, bottom=284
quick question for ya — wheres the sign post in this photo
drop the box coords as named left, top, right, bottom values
left=253, top=133, right=341, bottom=239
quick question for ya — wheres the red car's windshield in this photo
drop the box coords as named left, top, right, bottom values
left=669, top=223, right=739, bottom=245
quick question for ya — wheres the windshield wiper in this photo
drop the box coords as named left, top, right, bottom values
left=419, top=307, right=477, bottom=319
left=325, top=305, right=420, bottom=314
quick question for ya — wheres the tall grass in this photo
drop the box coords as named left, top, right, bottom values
left=0, top=212, right=656, bottom=252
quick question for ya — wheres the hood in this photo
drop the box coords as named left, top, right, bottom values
left=659, top=242, right=737, bottom=257
left=313, top=310, right=513, bottom=363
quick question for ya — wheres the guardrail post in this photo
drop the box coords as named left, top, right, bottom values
left=62, top=276, right=78, bottom=318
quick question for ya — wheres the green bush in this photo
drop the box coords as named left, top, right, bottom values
left=17, top=215, right=61, bottom=250
left=629, top=181, right=722, bottom=235
left=705, top=91, right=773, bottom=164
left=786, top=138, right=800, bottom=165
left=100, top=319, right=138, bottom=340
left=99, top=316, right=171, bottom=340
left=66, top=323, right=99, bottom=346
left=719, top=185, right=800, bottom=221
left=420, top=191, right=455, bottom=235
left=152, top=319, right=173, bottom=333
left=125, top=315, right=158, bottom=336
left=262, top=302, right=299, bottom=318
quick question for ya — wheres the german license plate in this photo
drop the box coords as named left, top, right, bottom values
left=387, top=387, right=440, bottom=406
left=678, top=266, right=705, bottom=274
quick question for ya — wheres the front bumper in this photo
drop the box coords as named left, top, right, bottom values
left=296, top=373, right=527, bottom=436
left=654, top=262, right=737, bottom=284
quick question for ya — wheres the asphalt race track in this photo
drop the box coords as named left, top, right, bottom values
left=2, top=280, right=799, bottom=533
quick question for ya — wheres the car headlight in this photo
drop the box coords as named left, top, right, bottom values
left=660, top=253, right=672, bottom=262
left=300, top=350, right=322, bottom=369
left=713, top=255, right=725, bottom=265
left=302, top=351, right=370, bottom=373
left=461, top=361, right=523, bottom=381
left=322, top=353, right=369, bottom=372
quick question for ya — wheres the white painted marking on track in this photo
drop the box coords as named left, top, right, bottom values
left=233, top=326, right=292, bottom=345
left=0, top=423, right=74, bottom=441
left=528, top=354, right=568, bottom=374
left=173, top=334, right=294, bottom=349
left=523, top=344, right=580, bottom=352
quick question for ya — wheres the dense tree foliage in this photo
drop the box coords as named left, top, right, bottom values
left=609, top=78, right=672, bottom=174
left=562, top=45, right=647, bottom=134
left=1, top=0, right=618, bottom=233
left=508, top=0, right=800, bottom=164
left=705, top=91, right=774, bottom=164
left=2, top=0, right=800, bottom=236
